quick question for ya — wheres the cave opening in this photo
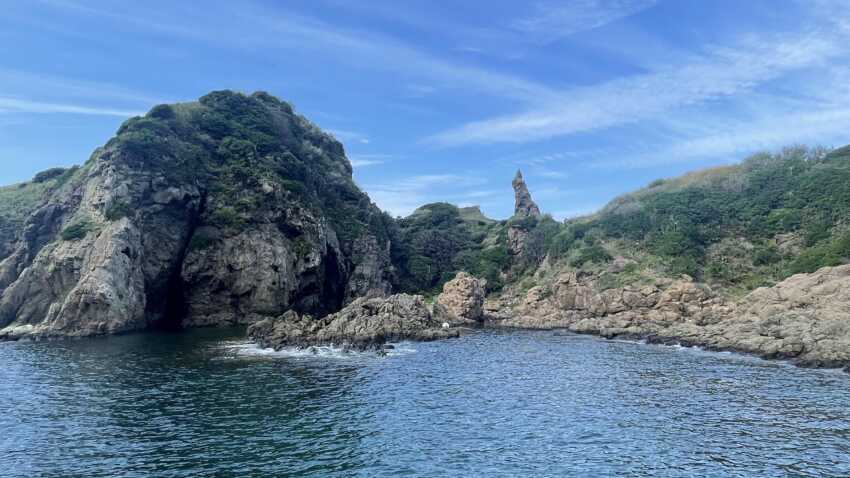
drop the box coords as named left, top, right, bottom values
left=150, top=192, right=207, bottom=331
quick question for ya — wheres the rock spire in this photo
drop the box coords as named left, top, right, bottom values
left=512, top=170, right=541, bottom=218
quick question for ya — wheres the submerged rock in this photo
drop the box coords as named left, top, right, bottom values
left=247, top=294, right=458, bottom=351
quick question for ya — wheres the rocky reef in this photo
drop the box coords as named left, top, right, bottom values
left=0, top=91, right=395, bottom=340
left=492, top=264, right=850, bottom=370
left=247, top=293, right=458, bottom=352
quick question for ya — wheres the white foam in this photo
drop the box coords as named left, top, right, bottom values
left=218, top=341, right=370, bottom=360
left=384, top=342, right=418, bottom=357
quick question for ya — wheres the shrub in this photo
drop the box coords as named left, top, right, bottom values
left=570, top=243, right=612, bottom=268
left=208, top=207, right=244, bottom=228
left=188, top=232, right=215, bottom=251
left=61, top=220, right=92, bottom=241
left=752, top=245, right=781, bottom=266
left=105, top=201, right=132, bottom=221
left=33, top=168, right=68, bottom=183
left=148, top=104, right=176, bottom=120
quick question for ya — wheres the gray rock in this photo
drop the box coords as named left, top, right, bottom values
left=435, top=271, right=487, bottom=325
left=0, top=91, right=398, bottom=340
left=247, top=294, right=459, bottom=351
left=511, top=170, right=541, bottom=218
left=491, top=264, right=850, bottom=370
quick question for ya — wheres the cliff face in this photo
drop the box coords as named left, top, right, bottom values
left=0, top=91, right=394, bottom=339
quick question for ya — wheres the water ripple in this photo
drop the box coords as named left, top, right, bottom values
left=2, top=328, right=849, bottom=477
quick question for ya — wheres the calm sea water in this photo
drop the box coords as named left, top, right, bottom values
left=2, top=328, right=849, bottom=477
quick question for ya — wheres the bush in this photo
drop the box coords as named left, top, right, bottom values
left=33, top=168, right=68, bottom=183
left=752, top=245, right=781, bottom=266
left=105, top=201, right=132, bottom=221
left=61, top=220, right=92, bottom=241
left=148, top=104, right=176, bottom=120
left=208, top=207, right=244, bottom=228
left=188, top=234, right=214, bottom=251
left=570, top=243, right=612, bottom=268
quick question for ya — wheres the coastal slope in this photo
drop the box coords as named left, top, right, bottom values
left=0, top=91, right=395, bottom=339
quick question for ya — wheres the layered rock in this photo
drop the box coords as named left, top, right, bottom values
left=0, top=91, right=395, bottom=339
left=247, top=294, right=458, bottom=351
left=493, top=265, right=850, bottom=370
left=434, top=271, right=486, bottom=325
left=511, top=170, right=540, bottom=218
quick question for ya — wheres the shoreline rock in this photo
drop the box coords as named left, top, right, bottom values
left=247, top=293, right=459, bottom=352
left=488, top=265, right=850, bottom=372
left=434, top=271, right=487, bottom=326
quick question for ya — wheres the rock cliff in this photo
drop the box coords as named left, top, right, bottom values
left=0, top=91, right=395, bottom=339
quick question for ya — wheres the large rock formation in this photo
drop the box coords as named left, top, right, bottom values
left=247, top=294, right=458, bottom=351
left=492, top=265, right=850, bottom=370
left=434, top=271, right=487, bottom=325
left=511, top=170, right=541, bottom=218
left=0, top=91, right=395, bottom=339
left=507, top=170, right=542, bottom=256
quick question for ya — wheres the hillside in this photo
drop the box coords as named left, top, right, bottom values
left=545, top=145, right=850, bottom=295
left=0, top=91, right=396, bottom=338
left=3, top=90, right=850, bottom=345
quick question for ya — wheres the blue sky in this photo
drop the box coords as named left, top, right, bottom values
left=2, top=0, right=850, bottom=219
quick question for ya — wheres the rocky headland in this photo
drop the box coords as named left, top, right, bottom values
left=2, top=90, right=850, bottom=373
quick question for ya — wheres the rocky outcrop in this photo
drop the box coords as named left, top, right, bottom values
left=247, top=294, right=458, bottom=351
left=0, top=91, right=395, bottom=340
left=511, top=170, right=541, bottom=218
left=434, top=271, right=486, bottom=325
left=493, top=265, right=850, bottom=370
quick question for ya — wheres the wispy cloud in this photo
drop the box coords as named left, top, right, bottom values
left=0, top=97, right=142, bottom=117
left=328, top=129, right=370, bottom=145
left=38, top=0, right=558, bottom=105
left=428, top=27, right=846, bottom=147
left=513, top=0, right=657, bottom=44
left=365, top=174, right=488, bottom=216
left=349, top=154, right=396, bottom=168
left=592, top=104, right=850, bottom=170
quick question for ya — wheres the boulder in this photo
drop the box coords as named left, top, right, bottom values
left=247, top=294, right=458, bottom=351
left=435, top=272, right=487, bottom=325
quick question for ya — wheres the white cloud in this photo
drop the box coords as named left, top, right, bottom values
left=0, top=97, right=142, bottom=117
left=513, top=0, right=657, bottom=44
left=552, top=204, right=605, bottom=221
left=39, top=0, right=557, bottom=105
left=365, top=174, right=488, bottom=217
left=428, top=25, right=848, bottom=146
left=593, top=104, right=850, bottom=170
left=328, top=129, right=370, bottom=145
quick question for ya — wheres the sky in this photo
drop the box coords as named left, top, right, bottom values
left=2, top=0, right=850, bottom=219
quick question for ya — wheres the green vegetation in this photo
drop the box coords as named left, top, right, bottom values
left=105, top=201, right=132, bottom=221
left=393, top=203, right=507, bottom=294
left=106, top=90, right=395, bottom=256
left=60, top=220, right=93, bottom=241
left=491, top=145, right=850, bottom=293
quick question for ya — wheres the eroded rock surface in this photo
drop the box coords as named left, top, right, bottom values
left=248, top=294, right=458, bottom=351
left=0, top=91, right=395, bottom=339
left=511, top=170, right=541, bottom=218
left=492, top=265, right=850, bottom=370
left=434, top=271, right=487, bottom=325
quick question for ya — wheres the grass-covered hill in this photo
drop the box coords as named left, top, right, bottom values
left=398, top=145, right=850, bottom=298
left=554, top=145, right=850, bottom=293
